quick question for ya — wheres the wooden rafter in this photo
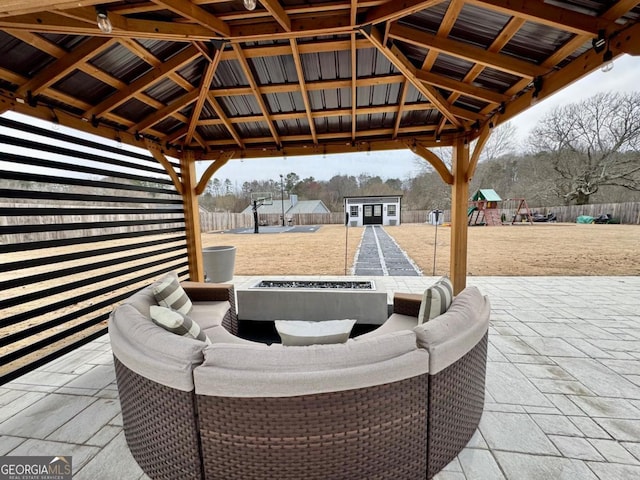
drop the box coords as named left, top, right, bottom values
left=206, top=94, right=245, bottom=148
left=290, top=39, right=318, bottom=144
left=467, top=120, right=493, bottom=181
left=232, top=43, right=281, bottom=146
left=153, top=0, right=230, bottom=36
left=17, top=37, right=115, bottom=97
left=420, top=0, right=464, bottom=71
left=130, top=88, right=200, bottom=134
left=415, top=70, right=508, bottom=104
left=365, top=0, right=446, bottom=25
left=261, top=0, right=292, bottom=32
left=363, top=26, right=463, bottom=127
left=467, top=0, right=609, bottom=37
left=392, top=81, right=409, bottom=139
left=86, top=45, right=201, bottom=119
left=446, top=17, right=525, bottom=123
left=145, top=138, right=184, bottom=194
left=185, top=46, right=223, bottom=146
left=389, top=23, right=547, bottom=79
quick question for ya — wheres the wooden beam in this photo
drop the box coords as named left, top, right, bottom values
left=261, top=0, right=292, bottom=31
left=351, top=33, right=357, bottom=140
left=86, top=46, right=201, bottom=119
left=145, top=139, right=184, bottom=194
left=290, top=39, right=318, bottom=143
left=449, top=136, right=469, bottom=294
left=129, top=88, right=200, bottom=134
left=0, top=0, right=120, bottom=17
left=467, top=120, right=493, bottom=181
left=363, top=26, right=463, bottom=127
left=180, top=150, right=204, bottom=282
left=603, top=0, right=640, bottom=22
left=232, top=43, right=281, bottom=146
left=415, top=69, right=508, bottom=104
left=389, top=23, right=547, bottom=79
left=467, top=0, right=609, bottom=37
left=393, top=80, right=408, bottom=139
left=497, top=22, right=640, bottom=126
left=153, top=0, right=230, bottom=35
left=365, top=0, right=446, bottom=25
left=195, top=152, right=235, bottom=195
left=185, top=46, right=223, bottom=145
left=206, top=93, right=245, bottom=147
left=410, top=142, right=454, bottom=184
left=17, top=37, right=114, bottom=97
left=420, top=0, right=464, bottom=71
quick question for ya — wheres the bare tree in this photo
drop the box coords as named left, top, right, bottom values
left=530, top=92, right=640, bottom=205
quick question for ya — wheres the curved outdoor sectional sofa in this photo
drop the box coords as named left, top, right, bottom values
left=109, top=273, right=490, bottom=480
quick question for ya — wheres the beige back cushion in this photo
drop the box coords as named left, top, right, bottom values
left=194, top=330, right=429, bottom=397
left=414, top=286, right=490, bottom=374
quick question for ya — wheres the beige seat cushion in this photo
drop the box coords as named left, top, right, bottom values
left=414, top=286, right=490, bottom=374
left=194, top=330, right=428, bottom=397
left=189, top=301, right=231, bottom=330
left=275, top=319, right=356, bottom=346
left=356, top=313, right=418, bottom=340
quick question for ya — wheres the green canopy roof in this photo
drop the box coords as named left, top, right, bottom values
left=472, top=189, right=502, bottom=202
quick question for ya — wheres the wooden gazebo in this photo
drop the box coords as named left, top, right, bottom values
left=1, top=0, right=639, bottom=294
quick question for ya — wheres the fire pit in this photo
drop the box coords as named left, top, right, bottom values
left=254, top=280, right=374, bottom=289
left=236, top=278, right=388, bottom=325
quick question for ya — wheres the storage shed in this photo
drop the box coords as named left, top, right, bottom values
left=344, top=196, right=402, bottom=226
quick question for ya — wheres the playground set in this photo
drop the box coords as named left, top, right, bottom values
left=467, top=189, right=534, bottom=226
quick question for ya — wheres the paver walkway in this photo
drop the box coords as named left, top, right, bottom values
left=353, top=225, right=421, bottom=276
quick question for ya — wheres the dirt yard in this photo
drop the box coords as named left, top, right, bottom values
left=202, top=223, right=640, bottom=276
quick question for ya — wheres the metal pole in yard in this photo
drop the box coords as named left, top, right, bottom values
left=344, top=211, right=349, bottom=275
left=432, top=209, right=440, bottom=276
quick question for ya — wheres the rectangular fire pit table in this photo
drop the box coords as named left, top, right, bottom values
left=236, top=278, right=388, bottom=325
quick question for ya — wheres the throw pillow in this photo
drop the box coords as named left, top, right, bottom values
left=153, top=273, right=192, bottom=315
left=275, top=319, right=357, bottom=346
left=149, top=305, right=211, bottom=344
left=417, top=276, right=453, bottom=324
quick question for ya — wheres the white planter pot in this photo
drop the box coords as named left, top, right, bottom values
left=202, top=246, right=236, bottom=283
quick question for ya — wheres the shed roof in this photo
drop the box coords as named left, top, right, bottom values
left=0, top=1, right=638, bottom=161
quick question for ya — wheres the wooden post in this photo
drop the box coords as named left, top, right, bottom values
left=180, top=150, right=204, bottom=281
left=450, top=137, right=470, bottom=294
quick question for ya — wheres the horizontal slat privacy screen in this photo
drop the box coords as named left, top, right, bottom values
left=0, top=115, right=189, bottom=385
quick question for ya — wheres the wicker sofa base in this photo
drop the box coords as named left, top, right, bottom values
left=114, top=357, right=203, bottom=480
left=427, top=333, right=488, bottom=479
left=197, top=374, right=429, bottom=480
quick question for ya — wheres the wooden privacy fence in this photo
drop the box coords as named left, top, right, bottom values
left=199, top=203, right=640, bottom=231
left=528, top=202, right=640, bottom=224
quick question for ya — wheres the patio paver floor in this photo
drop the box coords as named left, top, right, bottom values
left=1, top=276, right=639, bottom=479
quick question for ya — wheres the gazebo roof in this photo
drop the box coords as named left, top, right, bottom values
left=0, top=0, right=638, bottom=161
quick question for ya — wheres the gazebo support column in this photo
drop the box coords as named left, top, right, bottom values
left=180, top=150, right=204, bottom=282
left=450, top=137, right=470, bottom=294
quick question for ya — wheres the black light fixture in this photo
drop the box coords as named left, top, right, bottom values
left=531, top=76, right=543, bottom=104
left=96, top=7, right=112, bottom=34
left=435, top=134, right=441, bottom=143
left=592, top=30, right=606, bottom=54
left=498, top=102, right=506, bottom=114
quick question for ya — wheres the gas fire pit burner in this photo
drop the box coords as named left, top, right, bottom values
left=254, top=280, right=374, bottom=290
